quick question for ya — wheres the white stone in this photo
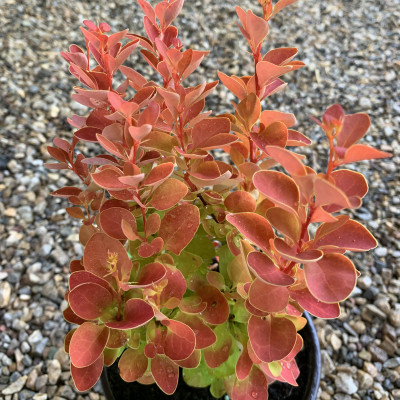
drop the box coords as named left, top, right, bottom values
left=0, top=282, right=11, bottom=308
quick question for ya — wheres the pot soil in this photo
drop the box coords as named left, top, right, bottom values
left=100, top=312, right=321, bottom=400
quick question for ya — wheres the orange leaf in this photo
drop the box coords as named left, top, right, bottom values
left=149, top=178, right=188, bottom=210
left=159, top=203, right=200, bottom=255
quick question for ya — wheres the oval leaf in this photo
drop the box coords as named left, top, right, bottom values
left=83, top=233, right=132, bottom=282
left=159, top=203, right=200, bottom=255
left=226, top=212, right=274, bottom=252
left=248, top=315, right=296, bottom=363
left=69, top=282, right=113, bottom=320
left=197, top=285, right=229, bottom=325
left=248, top=279, right=289, bottom=313
left=106, top=298, right=154, bottom=330
left=71, top=354, right=104, bottom=392
left=253, top=170, right=300, bottom=213
left=118, top=348, right=148, bottom=382
left=247, top=251, right=295, bottom=286
left=304, top=253, right=357, bottom=303
left=162, top=319, right=196, bottom=361
left=224, top=190, right=257, bottom=213
left=100, top=207, right=137, bottom=240
left=70, top=323, right=109, bottom=368
left=314, top=219, right=377, bottom=252
left=150, top=178, right=188, bottom=210
left=151, top=355, right=179, bottom=395
left=143, top=162, right=175, bottom=186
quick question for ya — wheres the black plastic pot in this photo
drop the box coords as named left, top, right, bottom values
left=100, top=312, right=321, bottom=400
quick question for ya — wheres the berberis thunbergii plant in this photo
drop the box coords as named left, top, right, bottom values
left=46, top=0, right=391, bottom=398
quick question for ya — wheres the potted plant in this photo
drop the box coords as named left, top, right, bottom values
left=46, top=0, right=391, bottom=398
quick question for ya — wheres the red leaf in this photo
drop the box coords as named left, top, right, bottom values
left=289, top=287, right=340, bottom=319
left=226, top=212, right=274, bottom=252
left=248, top=315, right=296, bottom=363
left=178, top=296, right=207, bottom=314
left=266, top=207, right=300, bottom=243
left=151, top=355, right=179, bottom=395
left=175, top=349, right=201, bottom=369
left=232, top=366, right=268, bottom=400
left=263, top=47, right=298, bottom=66
left=162, top=319, right=196, bottom=361
left=119, top=65, right=148, bottom=88
left=106, top=329, right=128, bottom=349
left=256, top=61, right=292, bottom=88
left=83, top=233, right=132, bottom=282
left=69, top=271, right=113, bottom=292
left=224, top=190, right=257, bottom=213
left=253, top=170, right=300, bottom=213
left=314, top=219, right=377, bottom=252
left=274, top=238, right=323, bottom=263
left=304, top=253, right=357, bottom=303
left=217, top=71, right=247, bottom=99
left=287, top=129, right=312, bottom=146
left=106, top=298, right=154, bottom=330
left=236, top=93, right=261, bottom=132
left=341, top=144, right=391, bottom=164
left=197, top=285, right=229, bottom=325
left=260, top=110, right=296, bottom=128
left=69, top=323, right=109, bottom=368
left=100, top=207, right=137, bottom=240
left=331, top=169, right=368, bottom=205
left=164, top=0, right=184, bottom=27
left=265, top=146, right=306, bottom=176
left=143, top=162, right=175, bottom=186
left=191, top=117, right=235, bottom=151
left=149, top=178, right=188, bottom=210
left=63, top=305, right=86, bottom=325
left=248, top=279, right=289, bottom=313
left=134, top=262, right=166, bottom=288
left=50, top=186, right=82, bottom=198
left=175, top=313, right=216, bottom=349
left=236, top=346, right=253, bottom=381
left=155, top=265, right=187, bottom=308
left=44, top=162, right=69, bottom=170
left=118, top=348, right=148, bottom=382
left=314, top=177, right=351, bottom=209
left=75, top=126, right=102, bottom=142
left=69, top=282, right=113, bottom=320
left=71, top=354, right=103, bottom=392
left=336, top=112, right=370, bottom=148
left=145, top=213, right=161, bottom=236
left=92, top=166, right=128, bottom=190
left=272, top=0, right=299, bottom=16
left=250, top=121, right=288, bottom=150
left=138, top=237, right=164, bottom=258
left=247, top=251, right=294, bottom=286
left=159, top=204, right=200, bottom=255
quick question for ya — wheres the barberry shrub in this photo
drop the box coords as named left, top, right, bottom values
left=47, top=0, right=391, bottom=398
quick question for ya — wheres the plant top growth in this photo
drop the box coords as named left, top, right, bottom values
left=47, top=0, right=391, bottom=398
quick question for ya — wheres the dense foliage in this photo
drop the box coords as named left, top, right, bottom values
left=47, top=0, right=390, bottom=398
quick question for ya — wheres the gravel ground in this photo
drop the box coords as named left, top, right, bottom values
left=0, top=0, right=399, bottom=399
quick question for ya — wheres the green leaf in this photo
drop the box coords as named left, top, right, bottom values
left=185, top=226, right=216, bottom=262
left=172, top=251, right=202, bottom=277
left=268, top=361, right=282, bottom=377
left=216, top=245, right=235, bottom=286
left=206, top=336, right=240, bottom=379
left=210, top=378, right=226, bottom=398
left=182, top=356, right=213, bottom=388
left=232, top=299, right=250, bottom=324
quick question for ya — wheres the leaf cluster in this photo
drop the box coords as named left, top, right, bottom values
left=47, top=0, right=391, bottom=398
